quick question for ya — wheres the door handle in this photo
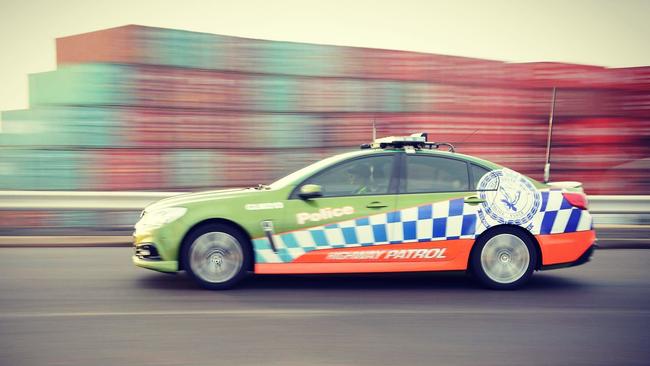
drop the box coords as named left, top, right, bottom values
left=464, top=196, right=486, bottom=205
left=366, top=201, right=388, bottom=209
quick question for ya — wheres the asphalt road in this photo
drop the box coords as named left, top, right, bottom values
left=0, top=248, right=648, bottom=366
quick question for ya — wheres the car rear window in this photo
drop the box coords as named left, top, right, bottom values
left=402, top=155, right=470, bottom=193
left=471, top=164, right=495, bottom=190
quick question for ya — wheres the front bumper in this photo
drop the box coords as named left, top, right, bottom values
left=132, top=242, right=179, bottom=272
left=132, top=255, right=178, bottom=273
left=132, top=223, right=183, bottom=273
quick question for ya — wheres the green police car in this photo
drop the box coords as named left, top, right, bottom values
left=133, top=134, right=595, bottom=290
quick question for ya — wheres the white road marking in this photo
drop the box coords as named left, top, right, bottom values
left=598, top=238, right=650, bottom=242
left=594, top=224, right=650, bottom=229
left=0, top=308, right=648, bottom=319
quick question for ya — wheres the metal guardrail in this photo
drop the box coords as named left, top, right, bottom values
left=0, top=191, right=182, bottom=211
left=0, top=191, right=650, bottom=214
left=588, top=196, right=650, bottom=214
left=0, top=191, right=648, bottom=213
left=0, top=191, right=647, bottom=248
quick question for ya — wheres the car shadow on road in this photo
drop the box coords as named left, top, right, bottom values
left=136, top=270, right=585, bottom=292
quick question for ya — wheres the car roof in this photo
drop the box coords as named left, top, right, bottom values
left=270, top=147, right=503, bottom=189
left=347, top=148, right=502, bottom=169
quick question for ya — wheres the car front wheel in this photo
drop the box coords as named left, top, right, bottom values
left=470, top=227, right=537, bottom=290
left=181, top=223, right=251, bottom=290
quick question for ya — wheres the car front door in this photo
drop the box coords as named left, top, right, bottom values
left=271, top=153, right=400, bottom=263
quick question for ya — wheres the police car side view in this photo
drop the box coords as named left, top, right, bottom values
left=133, top=133, right=596, bottom=290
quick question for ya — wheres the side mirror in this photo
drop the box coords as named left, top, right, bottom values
left=299, top=184, right=323, bottom=200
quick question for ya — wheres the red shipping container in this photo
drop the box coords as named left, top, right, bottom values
left=0, top=211, right=49, bottom=229
left=87, top=149, right=165, bottom=190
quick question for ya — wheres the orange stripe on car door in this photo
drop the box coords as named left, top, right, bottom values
left=255, top=239, right=474, bottom=274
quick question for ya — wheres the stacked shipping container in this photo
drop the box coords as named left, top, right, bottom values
left=1, top=24, right=649, bottom=194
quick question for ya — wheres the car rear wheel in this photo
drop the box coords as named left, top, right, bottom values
left=470, top=227, right=537, bottom=290
left=181, top=223, right=251, bottom=290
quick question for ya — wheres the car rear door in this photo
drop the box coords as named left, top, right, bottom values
left=391, top=152, right=481, bottom=270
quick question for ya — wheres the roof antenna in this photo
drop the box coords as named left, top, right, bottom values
left=544, top=87, right=557, bottom=184
left=457, top=129, right=479, bottom=146
left=372, top=119, right=377, bottom=141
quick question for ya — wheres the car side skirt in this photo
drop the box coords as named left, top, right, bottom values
left=254, top=240, right=473, bottom=274
left=254, top=230, right=597, bottom=274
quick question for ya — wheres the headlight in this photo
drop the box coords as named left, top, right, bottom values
left=135, top=207, right=187, bottom=230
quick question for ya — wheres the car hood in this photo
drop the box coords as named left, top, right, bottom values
left=144, top=188, right=258, bottom=211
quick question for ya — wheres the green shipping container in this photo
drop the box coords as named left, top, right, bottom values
left=29, top=64, right=132, bottom=107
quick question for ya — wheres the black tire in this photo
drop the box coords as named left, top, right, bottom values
left=470, top=227, right=537, bottom=290
left=181, top=223, right=252, bottom=290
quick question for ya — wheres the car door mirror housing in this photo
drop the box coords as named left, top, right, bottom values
left=299, top=184, right=323, bottom=199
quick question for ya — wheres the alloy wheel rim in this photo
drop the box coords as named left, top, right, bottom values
left=480, top=234, right=530, bottom=284
left=189, top=232, right=243, bottom=283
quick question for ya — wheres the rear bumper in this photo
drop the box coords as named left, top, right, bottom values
left=540, top=244, right=595, bottom=270
left=536, top=230, right=596, bottom=267
left=540, top=245, right=596, bottom=271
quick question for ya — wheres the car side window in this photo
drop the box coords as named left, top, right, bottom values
left=471, top=164, right=498, bottom=190
left=301, top=155, right=394, bottom=197
left=402, top=155, right=470, bottom=193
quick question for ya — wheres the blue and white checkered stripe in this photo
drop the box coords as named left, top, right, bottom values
left=528, top=190, right=593, bottom=235
left=253, top=191, right=593, bottom=264
left=253, top=198, right=478, bottom=264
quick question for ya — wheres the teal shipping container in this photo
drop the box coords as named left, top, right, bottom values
left=0, top=148, right=87, bottom=190
left=1, top=107, right=122, bottom=147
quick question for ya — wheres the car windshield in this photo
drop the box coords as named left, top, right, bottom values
left=269, top=151, right=362, bottom=189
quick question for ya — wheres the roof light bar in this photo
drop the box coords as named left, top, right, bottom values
left=360, top=132, right=455, bottom=152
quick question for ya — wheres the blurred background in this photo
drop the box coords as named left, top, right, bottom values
left=0, top=4, right=649, bottom=365
left=0, top=23, right=648, bottom=235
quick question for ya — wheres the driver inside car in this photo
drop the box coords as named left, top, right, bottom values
left=346, top=162, right=385, bottom=195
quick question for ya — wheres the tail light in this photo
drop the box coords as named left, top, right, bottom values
left=562, top=192, right=588, bottom=210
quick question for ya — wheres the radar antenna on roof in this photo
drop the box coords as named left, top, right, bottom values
left=372, top=120, right=376, bottom=141
left=543, top=87, right=557, bottom=183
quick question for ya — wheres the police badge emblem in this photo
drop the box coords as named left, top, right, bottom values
left=476, top=169, right=542, bottom=228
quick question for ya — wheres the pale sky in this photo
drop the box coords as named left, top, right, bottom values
left=1, top=0, right=649, bottom=114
